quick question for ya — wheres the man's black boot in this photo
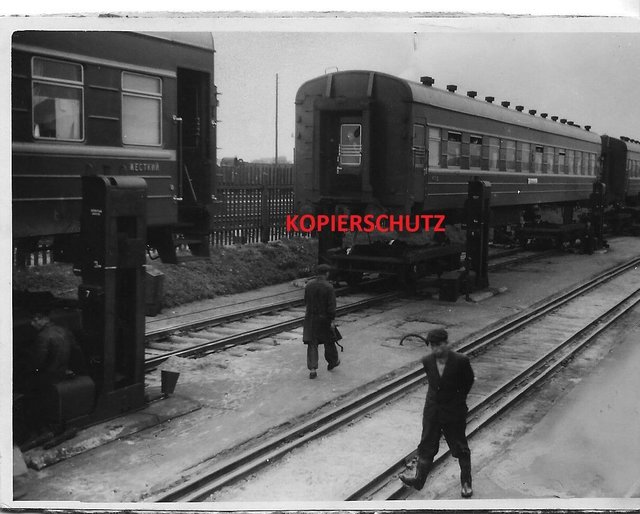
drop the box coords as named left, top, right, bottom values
left=459, top=455, right=473, bottom=498
left=400, top=458, right=431, bottom=490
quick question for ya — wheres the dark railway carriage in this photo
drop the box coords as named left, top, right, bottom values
left=600, top=135, right=640, bottom=232
left=295, top=70, right=601, bottom=221
left=295, top=70, right=605, bottom=273
left=625, top=140, right=640, bottom=201
left=12, top=31, right=218, bottom=263
left=601, top=135, right=640, bottom=204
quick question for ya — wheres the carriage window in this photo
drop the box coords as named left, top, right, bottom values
left=588, top=153, right=596, bottom=176
left=447, top=131, right=462, bottom=167
left=470, top=135, right=482, bottom=169
left=412, top=124, right=427, bottom=169
left=566, top=150, right=574, bottom=175
left=543, top=147, right=554, bottom=174
left=32, top=57, right=83, bottom=141
left=338, top=123, right=362, bottom=166
left=556, top=149, right=566, bottom=174
left=518, top=142, right=531, bottom=173
left=533, top=146, right=543, bottom=173
left=503, top=140, right=516, bottom=171
left=122, top=72, right=162, bottom=146
left=575, top=151, right=583, bottom=176
left=428, top=127, right=441, bottom=167
left=488, top=137, right=499, bottom=170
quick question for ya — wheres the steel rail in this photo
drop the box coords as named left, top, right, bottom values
left=145, top=248, right=551, bottom=342
left=148, top=256, right=640, bottom=502
left=145, top=280, right=386, bottom=341
left=361, top=286, right=640, bottom=501
left=144, top=292, right=399, bottom=369
left=458, top=255, right=640, bottom=357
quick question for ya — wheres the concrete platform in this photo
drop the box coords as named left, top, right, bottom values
left=23, top=391, right=201, bottom=470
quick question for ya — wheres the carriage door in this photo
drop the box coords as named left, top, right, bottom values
left=319, top=112, right=366, bottom=197
left=177, top=68, right=212, bottom=208
left=411, top=120, right=427, bottom=206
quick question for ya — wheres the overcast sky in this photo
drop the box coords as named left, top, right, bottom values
left=1, top=10, right=639, bottom=164
left=213, top=24, right=640, bottom=162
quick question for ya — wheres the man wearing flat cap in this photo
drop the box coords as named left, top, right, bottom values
left=401, top=327, right=475, bottom=498
left=302, top=263, right=340, bottom=379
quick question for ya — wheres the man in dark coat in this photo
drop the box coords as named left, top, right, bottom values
left=303, top=263, right=340, bottom=379
left=400, top=327, right=475, bottom=498
left=29, top=308, right=74, bottom=388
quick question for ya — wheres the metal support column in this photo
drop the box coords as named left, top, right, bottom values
left=77, top=176, right=147, bottom=419
left=465, top=178, right=491, bottom=290
left=590, top=181, right=606, bottom=249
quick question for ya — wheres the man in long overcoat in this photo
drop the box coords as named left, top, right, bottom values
left=400, top=328, right=475, bottom=498
left=303, top=263, right=340, bottom=379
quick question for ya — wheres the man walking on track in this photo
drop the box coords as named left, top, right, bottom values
left=400, top=328, right=475, bottom=498
left=303, top=263, right=340, bottom=379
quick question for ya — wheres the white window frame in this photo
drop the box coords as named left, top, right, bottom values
left=121, top=71, right=163, bottom=147
left=31, top=56, right=84, bottom=142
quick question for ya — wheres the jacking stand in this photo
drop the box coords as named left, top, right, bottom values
left=465, top=178, right=491, bottom=291
left=77, top=176, right=147, bottom=420
left=589, top=181, right=607, bottom=252
left=437, top=178, right=491, bottom=302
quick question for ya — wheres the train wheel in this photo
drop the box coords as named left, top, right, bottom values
left=346, top=272, right=363, bottom=286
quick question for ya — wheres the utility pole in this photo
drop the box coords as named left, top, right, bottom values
left=275, top=73, right=279, bottom=165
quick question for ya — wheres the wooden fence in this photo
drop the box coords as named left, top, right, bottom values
left=211, top=163, right=295, bottom=245
left=15, top=163, right=297, bottom=267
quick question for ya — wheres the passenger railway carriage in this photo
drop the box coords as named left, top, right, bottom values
left=12, top=31, right=218, bottom=264
left=294, top=70, right=603, bottom=230
left=624, top=139, right=640, bottom=201
left=601, top=135, right=640, bottom=205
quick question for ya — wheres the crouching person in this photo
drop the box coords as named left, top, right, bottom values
left=400, top=328, right=475, bottom=498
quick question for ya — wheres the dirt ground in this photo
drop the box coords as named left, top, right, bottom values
left=14, top=237, right=640, bottom=507
left=471, top=309, right=640, bottom=500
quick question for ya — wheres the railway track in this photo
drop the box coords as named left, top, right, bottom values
left=143, top=248, right=557, bottom=370
left=144, top=288, right=399, bottom=370
left=145, top=280, right=385, bottom=341
left=148, top=255, right=640, bottom=502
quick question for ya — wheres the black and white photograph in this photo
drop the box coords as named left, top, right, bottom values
left=4, top=1, right=640, bottom=510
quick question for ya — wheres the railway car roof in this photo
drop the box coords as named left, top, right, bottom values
left=302, top=71, right=601, bottom=145
left=623, top=139, right=640, bottom=156
left=405, top=78, right=601, bottom=143
left=138, top=32, right=215, bottom=51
